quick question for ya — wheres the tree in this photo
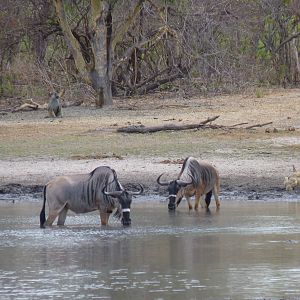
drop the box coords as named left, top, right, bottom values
left=257, top=0, right=300, bottom=85
left=53, top=0, right=144, bottom=107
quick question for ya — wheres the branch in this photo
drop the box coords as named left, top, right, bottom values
left=112, top=0, right=145, bottom=50
left=12, top=99, right=46, bottom=112
left=245, top=122, right=273, bottom=129
left=117, top=116, right=220, bottom=133
left=275, top=32, right=300, bottom=52
left=136, top=72, right=182, bottom=94
left=53, top=0, right=91, bottom=76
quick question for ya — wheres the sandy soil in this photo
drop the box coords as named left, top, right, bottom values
left=1, top=88, right=300, bottom=199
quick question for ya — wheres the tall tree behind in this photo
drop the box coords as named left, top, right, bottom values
left=53, top=0, right=144, bottom=107
left=257, top=0, right=300, bottom=85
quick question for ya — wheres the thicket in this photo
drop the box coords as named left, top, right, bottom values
left=0, top=0, right=299, bottom=105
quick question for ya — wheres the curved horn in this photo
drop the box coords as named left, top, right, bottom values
left=128, top=184, right=144, bottom=195
left=102, top=180, right=123, bottom=197
left=103, top=189, right=124, bottom=197
left=176, top=175, right=193, bottom=187
left=102, top=172, right=125, bottom=196
left=157, top=173, right=170, bottom=186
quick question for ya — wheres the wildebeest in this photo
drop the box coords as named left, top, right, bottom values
left=157, top=157, right=220, bottom=211
left=40, top=166, right=143, bottom=228
left=284, top=165, right=300, bottom=191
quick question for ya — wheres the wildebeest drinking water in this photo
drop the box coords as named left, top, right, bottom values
left=157, top=157, right=220, bottom=211
left=40, top=166, right=143, bottom=228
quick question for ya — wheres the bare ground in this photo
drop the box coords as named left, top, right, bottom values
left=0, top=88, right=300, bottom=200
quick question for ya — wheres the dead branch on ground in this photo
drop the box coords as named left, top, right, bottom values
left=245, top=122, right=273, bottom=129
left=117, top=115, right=220, bottom=133
left=12, top=99, right=46, bottom=112
left=117, top=116, right=274, bottom=134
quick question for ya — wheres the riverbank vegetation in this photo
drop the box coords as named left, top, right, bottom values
left=1, top=0, right=299, bottom=109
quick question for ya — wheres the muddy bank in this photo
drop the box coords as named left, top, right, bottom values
left=0, top=155, right=297, bottom=202
left=0, top=173, right=295, bottom=203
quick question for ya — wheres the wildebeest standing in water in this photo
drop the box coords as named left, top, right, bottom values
left=47, top=91, right=63, bottom=118
left=40, top=166, right=143, bottom=228
left=157, top=157, right=220, bottom=211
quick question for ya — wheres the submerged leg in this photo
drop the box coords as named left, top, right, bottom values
left=205, top=191, right=212, bottom=209
left=45, top=212, right=59, bottom=226
left=213, top=186, right=220, bottom=209
left=194, top=193, right=204, bottom=210
left=176, top=196, right=183, bottom=207
left=185, top=197, right=193, bottom=210
left=57, top=205, right=68, bottom=226
left=100, top=211, right=110, bottom=226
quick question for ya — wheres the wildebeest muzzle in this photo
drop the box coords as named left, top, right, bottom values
left=121, top=209, right=131, bottom=226
left=168, top=195, right=176, bottom=210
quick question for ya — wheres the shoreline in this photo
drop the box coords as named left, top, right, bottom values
left=0, top=157, right=297, bottom=201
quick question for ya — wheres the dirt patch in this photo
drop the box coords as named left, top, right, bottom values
left=0, top=88, right=300, bottom=199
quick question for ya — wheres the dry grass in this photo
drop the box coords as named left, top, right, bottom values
left=0, top=88, right=300, bottom=191
left=1, top=88, right=300, bottom=161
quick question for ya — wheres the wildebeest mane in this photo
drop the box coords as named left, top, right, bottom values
left=86, top=166, right=120, bottom=213
left=178, top=157, right=215, bottom=188
left=178, top=157, right=199, bottom=185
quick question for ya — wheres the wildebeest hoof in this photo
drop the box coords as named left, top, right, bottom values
left=122, top=218, right=131, bottom=226
left=168, top=204, right=176, bottom=210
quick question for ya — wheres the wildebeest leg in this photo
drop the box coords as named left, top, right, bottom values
left=57, top=205, right=68, bottom=226
left=205, top=191, right=212, bottom=208
left=213, top=185, right=220, bottom=209
left=194, top=192, right=204, bottom=210
left=185, top=197, right=193, bottom=210
left=45, top=212, right=59, bottom=226
left=100, top=211, right=109, bottom=226
left=176, top=196, right=182, bottom=207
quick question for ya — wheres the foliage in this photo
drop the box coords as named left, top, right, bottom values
left=0, top=0, right=299, bottom=103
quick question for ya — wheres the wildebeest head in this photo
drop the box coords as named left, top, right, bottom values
left=157, top=173, right=192, bottom=210
left=103, top=183, right=143, bottom=226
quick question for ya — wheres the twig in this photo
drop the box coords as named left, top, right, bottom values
left=245, top=122, right=273, bottom=129
left=230, top=122, right=248, bottom=127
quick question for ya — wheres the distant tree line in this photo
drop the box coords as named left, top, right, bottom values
left=0, top=0, right=299, bottom=106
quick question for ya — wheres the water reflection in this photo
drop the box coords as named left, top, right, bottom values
left=0, top=199, right=300, bottom=299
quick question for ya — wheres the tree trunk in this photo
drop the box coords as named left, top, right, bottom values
left=54, top=0, right=113, bottom=107
left=54, top=0, right=144, bottom=106
left=290, top=36, right=300, bottom=83
left=90, top=1, right=113, bottom=106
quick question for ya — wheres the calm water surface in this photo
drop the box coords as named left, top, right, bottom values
left=1, top=197, right=300, bottom=300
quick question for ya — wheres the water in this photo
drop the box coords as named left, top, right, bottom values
left=1, top=198, right=300, bottom=300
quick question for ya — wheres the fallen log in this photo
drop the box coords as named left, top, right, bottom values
left=12, top=99, right=46, bottom=112
left=117, top=115, right=220, bottom=133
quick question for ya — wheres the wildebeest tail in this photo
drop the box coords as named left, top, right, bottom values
left=40, top=186, right=47, bottom=228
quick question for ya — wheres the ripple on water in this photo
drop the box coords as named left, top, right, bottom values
left=1, top=200, right=300, bottom=299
